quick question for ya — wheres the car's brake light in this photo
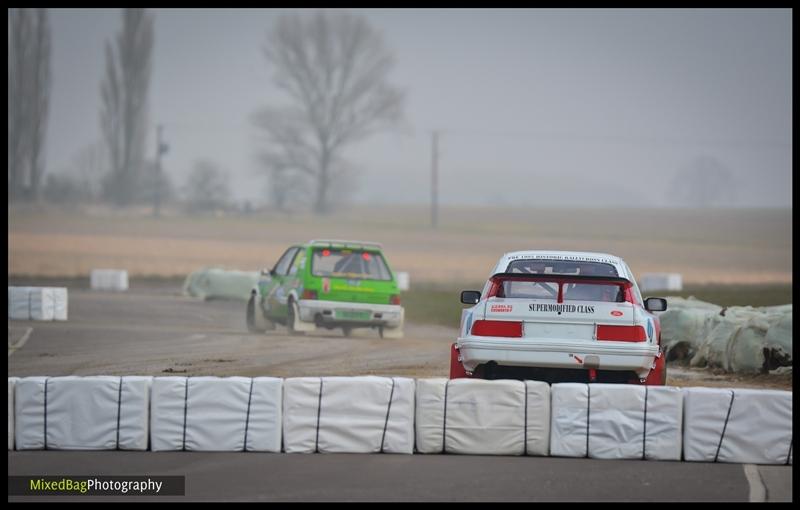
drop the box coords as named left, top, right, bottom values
left=390, top=294, right=401, bottom=305
left=596, top=324, right=647, bottom=342
left=471, top=320, right=523, bottom=338
left=301, top=289, right=318, bottom=300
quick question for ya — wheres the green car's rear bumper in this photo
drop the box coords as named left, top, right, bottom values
left=297, top=299, right=404, bottom=328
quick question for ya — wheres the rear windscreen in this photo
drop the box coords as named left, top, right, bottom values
left=506, top=259, right=619, bottom=277
left=311, top=249, right=392, bottom=281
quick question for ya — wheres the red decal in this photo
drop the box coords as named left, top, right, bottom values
left=490, top=304, right=513, bottom=313
left=610, top=310, right=623, bottom=317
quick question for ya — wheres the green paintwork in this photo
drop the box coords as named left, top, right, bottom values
left=256, top=241, right=399, bottom=323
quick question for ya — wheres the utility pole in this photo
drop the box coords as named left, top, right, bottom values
left=153, top=123, right=168, bottom=217
left=431, top=130, right=439, bottom=228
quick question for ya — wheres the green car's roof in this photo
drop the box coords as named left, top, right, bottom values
left=306, top=239, right=384, bottom=251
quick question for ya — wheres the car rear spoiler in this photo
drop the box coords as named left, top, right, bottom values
left=490, top=273, right=633, bottom=286
left=309, top=239, right=383, bottom=250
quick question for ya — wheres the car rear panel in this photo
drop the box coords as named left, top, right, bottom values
left=483, top=299, right=635, bottom=339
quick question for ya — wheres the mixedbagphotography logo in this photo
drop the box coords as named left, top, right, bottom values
left=8, top=476, right=185, bottom=496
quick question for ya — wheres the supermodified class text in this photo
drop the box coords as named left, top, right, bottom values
left=529, top=303, right=595, bottom=313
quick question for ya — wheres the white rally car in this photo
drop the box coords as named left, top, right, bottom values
left=452, top=251, right=668, bottom=385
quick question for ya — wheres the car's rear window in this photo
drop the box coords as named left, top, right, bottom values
left=496, top=280, right=624, bottom=302
left=311, top=248, right=392, bottom=281
left=506, top=259, right=619, bottom=277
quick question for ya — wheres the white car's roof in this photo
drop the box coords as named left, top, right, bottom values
left=491, top=250, right=630, bottom=278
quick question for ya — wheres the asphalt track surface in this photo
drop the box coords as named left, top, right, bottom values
left=7, top=451, right=792, bottom=502
left=7, top=283, right=793, bottom=501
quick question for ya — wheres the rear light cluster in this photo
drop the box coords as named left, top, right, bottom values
left=301, top=289, right=318, bottom=300
left=471, top=320, right=523, bottom=338
left=390, top=294, right=401, bottom=305
left=596, top=325, right=646, bottom=342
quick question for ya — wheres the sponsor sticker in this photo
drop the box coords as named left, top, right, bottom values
left=490, top=304, right=513, bottom=313
left=610, top=310, right=624, bottom=317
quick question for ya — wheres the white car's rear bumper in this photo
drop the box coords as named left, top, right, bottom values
left=456, top=336, right=659, bottom=378
left=298, top=299, right=404, bottom=328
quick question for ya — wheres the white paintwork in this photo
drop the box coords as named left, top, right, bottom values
left=458, top=250, right=660, bottom=378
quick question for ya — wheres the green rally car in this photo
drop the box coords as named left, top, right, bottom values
left=246, top=239, right=404, bottom=338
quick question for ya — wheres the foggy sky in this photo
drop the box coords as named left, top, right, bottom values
left=46, top=8, right=792, bottom=208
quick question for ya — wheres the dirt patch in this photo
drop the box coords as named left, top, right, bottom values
left=8, top=206, right=792, bottom=284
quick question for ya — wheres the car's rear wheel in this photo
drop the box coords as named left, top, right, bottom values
left=342, top=326, right=352, bottom=337
left=246, top=295, right=264, bottom=334
left=287, top=298, right=304, bottom=336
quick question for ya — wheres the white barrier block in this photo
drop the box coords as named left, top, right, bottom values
left=150, top=377, right=283, bottom=452
left=683, top=387, right=792, bottom=464
left=396, top=271, right=410, bottom=291
left=446, top=379, right=524, bottom=455
left=283, top=376, right=415, bottom=454
left=525, top=380, right=551, bottom=456
left=415, top=379, right=550, bottom=456
left=639, top=273, right=683, bottom=292
left=29, top=287, right=55, bottom=321
left=90, top=269, right=129, bottom=291
left=550, top=383, right=590, bottom=457
left=8, top=378, right=19, bottom=450
left=150, top=377, right=189, bottom=451
left=14, top=376, right=151, bottom=450
left=643, top=386, right=684, bottom=461
left=551, top=384, right=684, bottom=460
left=52, top=288, right=68, bottom=321
left=246, top=377, right=283, bottom=452
left=14, top=377, right=48, bottom=450
left=9, top=287, right=32, bottom=320
left=414, top=378, right=448, bottom=454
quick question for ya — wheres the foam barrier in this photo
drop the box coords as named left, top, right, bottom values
left=415, top=378, right=550, bottom=456
left=8, top=377, right=794, bottom=463
left=150, top=376, right=283, bottom=452
left=14, top=376, right=152, bottom=450
left=9, top=377, right=18, bottom=450
left=683, top=387, right=792, bottom=465
left=8, top=287, right=68, bottom=321
left=549, top=383, right=684, bottom=461
left=283, top=376, right=415, bottom=454
left=90, top=269, right=129, bottom=291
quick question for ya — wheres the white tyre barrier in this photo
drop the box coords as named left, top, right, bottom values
left=8, top=376, right=792, bottom=462
left=150, top=376, right=282, bottom=452
left=90, top=269, right=129, bottom=291
left=52, top=288, right=68, bottom=321
left=283, top=376, right=415, bottom=454
left=8, top=287, right=68, bottom=321
left=683, top=387, right=792, bottom=465
left=415, top=379, right=550, bottom=456
left=9, top=287, right=33, bottom=320
left=550, top=383, right=684, bottom=461
left=396, top=271, right=410, bottom=291
left=13, top=376, right=152, bottom=450
left=8, top=377, right=18, bottom=450
left=29, top=288, right=55, bottom=321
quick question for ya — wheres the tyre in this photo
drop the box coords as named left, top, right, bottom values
left=342, top=326, right=353, bottom=337
left=287, top=298, right=304, bottom=336
left=246, top=295, right=264, bottom=333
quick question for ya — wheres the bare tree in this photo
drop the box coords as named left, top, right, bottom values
left=8, top=8, right=51, bottom=202
left=183, top=160, right=231, bottom=213
left=254, top=11, right=404, bottom=214
left=100, top=8, right=154, bottom=207
left=669, top=155, right=737, bottom=208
